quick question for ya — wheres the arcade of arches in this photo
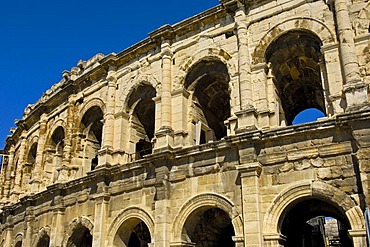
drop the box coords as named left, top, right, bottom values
left=0, top=0, right=370, bottom=246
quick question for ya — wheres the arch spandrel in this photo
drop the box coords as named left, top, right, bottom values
left=171, top=193, right=243, bottom=243
left=107, top=206, right=155, bottom=246
left=252, top=17, right=336, bottom=66
left=262, top=180, right=364, bottom=237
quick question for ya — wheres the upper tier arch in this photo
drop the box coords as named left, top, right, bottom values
left=252, top=17, right=336, bottom=66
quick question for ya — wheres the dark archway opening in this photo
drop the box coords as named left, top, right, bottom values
left=128, top=222, right=151, bottom=247
left=185, top=60, right=231, bottom=143
left=81, top=106, right=103, bottom=171
left=24, top=142, right=38, bottom=185
left=51, top=126, right=65, bottom=155
left=49, top=127, right=65, bottom=182
left=114, top=218, right=152, bottom=247
left=36, top=234, right=50, bottom=247
left=266, top=31, right=326, bottom=125
left=184, top=207, right=235, bottom=247
left=281, top=198, right=352, bottom=247
left=67, top=224, right=93, bottom=247
left=127, top=84, right=156, bottom=159
left=14, top=241, right=22, bottom=247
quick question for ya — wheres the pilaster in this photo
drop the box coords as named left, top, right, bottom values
left=3, top=216, right=13, bottom=247
left=333, top=0, right=369, bottom=110
left=237, top=162, right=263, bottom=247
left=50, top=197, right=65, bottom=247
left=23, top=208, right=35, bottom=247
left=154, top=27, right=175, bottom=151
left=31, top=113, right=48, bottom=193
left=12, top=130, right=27, bottom=200
left=92, top=182, right=110, bottom=247
left=171, top=89, right=190, bottom=148
left=3, top=145, right=15, bottom=201
left=154, top=165, right=171, bottom=247
left=63, top=94, right=76, bottom=166
left=99, top=66, right=117, bottom=168
left=235, top=5, right=258, bottom=131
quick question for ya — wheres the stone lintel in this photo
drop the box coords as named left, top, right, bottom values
left=236, top=162, right=262, bottom=177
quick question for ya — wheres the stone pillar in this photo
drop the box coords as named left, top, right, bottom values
left=322, top=43, right=345, bottom=114
left=236, top=5, right=251, bottom=108
left=155, top=39, right=174, bottom=150
left=266, top=63, right=279, bottom=127
left=3, top=145, right=15, bottom=200
left=31, top=113, right=48, bottom=193
left=234, top=5, right=257, bottom=130
left=237, top=162, right=263, bottom=247
left=92, top=182, right=110, bottom=247
left=154, top=165, right=171, bottom=247
left=99, top=67, right=116, bottom=167
left=252, top=64, right=270, bottom=128
left=12, top=130, right=27, bottom=200
left=63, top=94, right=76, bottom=166
left=23, top=208, right=35, bottom=247
left=57, top=95, right=77, bottom=183
left=50, top=198, right=65, bottom=247
left=114, top=112, right=131, bottom=163
left=171, top=89, right=190, bottom=148
left=334, top=0, right=368, bottom=110
left=3, top=216, right=13, bottom=247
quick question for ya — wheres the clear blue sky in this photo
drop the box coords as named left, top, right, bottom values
left=0, top=0, right=220, bottom=148
left=0, top=0, right=323, bottom=148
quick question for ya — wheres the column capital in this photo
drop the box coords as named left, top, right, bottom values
left=236, top=162, right=262, bottom=177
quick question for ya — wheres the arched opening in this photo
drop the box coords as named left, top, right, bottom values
left=27, top=142, right=37, bottom=167
left=80, top=106, right=103, bottom=171
left=14, top=241, right=22, bottom=247
left=23, top=142, right=38, bottom=188
left=67, top=224, right=93, bottom=247
left=292, top=108, right=325, bottom=125
left=280, top=198, right=352, bottom=247
left=113, top=218, right=152, bottom=247
left=51, top=127, right=65, bottom=156
left=182, top=207, right=235, bottom=246
left=36, top=234, right=50, bottom=247
left=127, top=84, right=156, bottom=159
left=47, top=126, right=65, bottom=183
left=185, top=60, right=231, bottom=144
left=266, top=31, right=326, bottom=126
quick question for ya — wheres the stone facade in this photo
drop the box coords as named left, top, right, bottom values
left=0, top=0, right=370, bottom=246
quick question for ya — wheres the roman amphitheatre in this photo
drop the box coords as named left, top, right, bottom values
left=0, top=0, right=369, bottom=246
